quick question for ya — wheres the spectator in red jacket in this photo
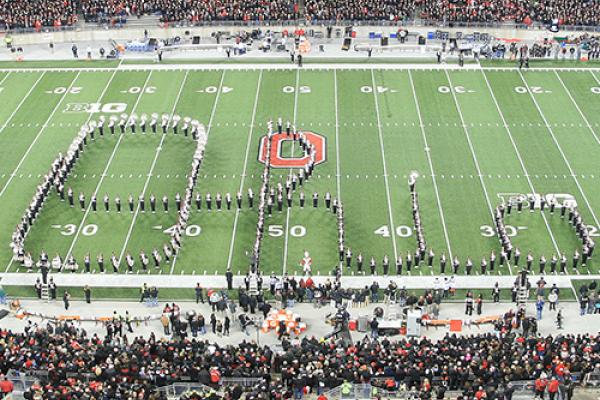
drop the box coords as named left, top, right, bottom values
left=535, top=373, right=548, bottom=399
left=548, top=377, right=560, bottom=400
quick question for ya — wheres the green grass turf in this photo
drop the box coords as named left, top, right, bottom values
left=0, top=67, right=598, bottom=288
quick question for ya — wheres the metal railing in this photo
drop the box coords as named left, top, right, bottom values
left=219, top=377, right=264, bottom=387
left=156, top=382, right=215, bottom=398
left=4, top=369, right=46, bottom=394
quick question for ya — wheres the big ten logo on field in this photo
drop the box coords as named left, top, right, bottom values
left=63, top=103, right=127, bottom=114
left=258, top=131, right=326, bottom=168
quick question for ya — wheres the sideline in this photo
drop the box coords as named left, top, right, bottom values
left=2, top=63, right=600, bottom=72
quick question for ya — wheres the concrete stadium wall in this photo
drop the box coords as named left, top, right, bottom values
left=5, top=24, right=594, bottom=47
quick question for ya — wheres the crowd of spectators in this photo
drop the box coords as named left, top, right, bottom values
left=0, top=0, right=76, bottom=30
left=0, top=312, right=590, bottom=400
left=304, top=0, right=417, bottom=22
left=80, top=0, right=299, bottom=24
left=417, top=0, right=600, bottom=26
left=3, top=0, right=600, bottom=30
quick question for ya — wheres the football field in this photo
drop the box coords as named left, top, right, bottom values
left=0, top=63, right=599, bottom=285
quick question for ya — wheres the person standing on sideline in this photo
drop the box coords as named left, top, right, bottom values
left=370, top=317, right=379, bottom=339
left=465, top=291, right=474, bottom=316
left=195, top=283, right=204, bottom=304
left=224, top=316, right=230, bottom=336
left=226, top=268, right=233, bottom=290
left=548, top=290, right=558, bottom=311
left=63, top=290, right=71, bottom=310
left=536, top=298, right=545, bottom=320
left=84, top=285, right=91, bottom=304
left=161, top=312, right=170, bottom=335
left=476, top=294, right=483, bottom=315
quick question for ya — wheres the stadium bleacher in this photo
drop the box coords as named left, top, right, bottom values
left=3, top=0, right=600, bottom=30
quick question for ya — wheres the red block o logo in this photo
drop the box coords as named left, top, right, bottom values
left=258, top=131, right=326, bottom=169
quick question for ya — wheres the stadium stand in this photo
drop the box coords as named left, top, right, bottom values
left=0, top=307, right=588, bottom=400
left=3, top=0, right=600, bottom=30
left=0, top=0, right=76, bottom=30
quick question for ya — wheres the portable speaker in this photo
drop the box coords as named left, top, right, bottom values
left=342, top=37, right=352, bottom=51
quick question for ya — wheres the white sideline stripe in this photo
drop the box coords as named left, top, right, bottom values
left=519, top=70, right=600, bottom=230
left=0, top=72, right=45, bottom=135
left=407, top=70, right=453, bottom=260
left=226, top=71, right=263, bottom=271
left=170, top=71, right=226, bottom=274
left=2, top=271, right=593, bottom=289
left=371, top=70, right=398, bottom=262
left=0, top=72, right=80, bottom=199
left=117, top=70, right=188, bottom=269
left=553, top=71, right=600, bottom=146
left=4, top=64, right=600, bottom=73
left=64, top=69, right=141, bottom=260
left=282, top=69, right=300, bottom=275
left=480, top=70, right=561, bottom=257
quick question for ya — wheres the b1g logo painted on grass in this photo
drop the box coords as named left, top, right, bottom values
left=258, top=131, right=326, bottom=169
left=63, top=103, right=127, bottom=114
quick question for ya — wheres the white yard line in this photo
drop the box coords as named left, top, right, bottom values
left=333, top=70, right=343, bottom=273
left=65, top=70, right=153, bottom=260
left=444, top=70, right=496, bottom=217
left=445, top=70, right=520, bottom=275
left=119, top=70, right=190, bottom=268
left=170, top=71, right=226, bottom=273
left=333, top=70, right=342, bottom=201
left=519, top=70, right=600, bottom=230
left=480, top=70, right=561, bottom=257
left=371, top=69, right=399, bottom=262
left=0, top=72, right=45, bottom=135
left=407, top=70, right=453, bottom=260
left=553, top=71, right=600, bottom=145
left=0, top=71, right=81, bottom=199
left=282, top=69, right=300, bottom=275
left=226, top=71, right=263, bottom=271
left=0, top=71, right=12, bottom=90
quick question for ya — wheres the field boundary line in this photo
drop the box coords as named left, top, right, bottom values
left=480, top=70, right=561, bottom=257
left=371, top=70, right=399, bottom=262
left=519, top=70, right=600, bottom=230
left=65, top=70, right=153, bottom=260
left=226, top=71, right=263, bottom=271
left=0, top=71, right=81, bottom=199
left=0, top=72, right=45, bottom=136
left=170, top=71, right=226, bottom=273
left=553, top=71, right=600, bottom=145
left=5, top=64, right=600, bottom=73
left=282, top=69, right=300, bottom=275
left=407, top=70, right=453, bottom=260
